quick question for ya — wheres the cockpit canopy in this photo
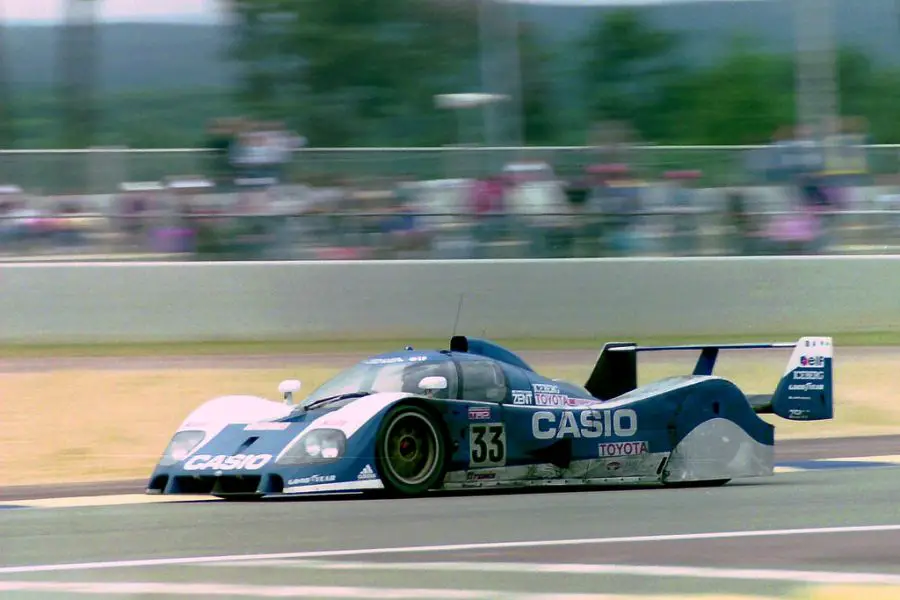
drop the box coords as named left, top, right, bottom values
left=302, top=353, right=460, bottom=406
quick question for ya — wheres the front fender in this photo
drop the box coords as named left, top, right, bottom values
left=158, top=395, right=295, bottom=463
left=179, top=395, right=294, bottom=429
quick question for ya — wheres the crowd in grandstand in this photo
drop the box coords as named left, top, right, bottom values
left=0, top=117, right=892, bottom=261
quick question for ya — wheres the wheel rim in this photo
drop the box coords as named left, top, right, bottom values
left=382, top=412, right=439, bottom=486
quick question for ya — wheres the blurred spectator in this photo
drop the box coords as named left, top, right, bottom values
left=204, top=118, right=239, bottom=188
left=503, top=161, right=574, bottom=257
left=229, top=120, right=305, bottom=187
left=231, top=125, right=273, bottom=183
left=259, top=121, right=305, bottom=184
left=664, top=170, right=702, bottom=256
left=724, top=188, right=757, bottom=255
left=585, top=164, right=644, bottom=256
left=468, top=174, right=506, bottom=256
left=589, top=120, right=638, bottom=166
left=5, top=125, right=898, bottom=261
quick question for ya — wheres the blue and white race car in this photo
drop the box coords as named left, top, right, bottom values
left=146, top=335, right=834, bottom=499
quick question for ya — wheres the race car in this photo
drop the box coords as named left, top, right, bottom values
left=146, top=335, right=833, bottom=499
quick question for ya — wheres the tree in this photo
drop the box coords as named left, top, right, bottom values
left=580, top=9, right=685, bottom=142
left=517, top=23, right=556, bottom=144
left=227, top=0, right=478, bottom=146
left=674, top=38, right=794, bottom=144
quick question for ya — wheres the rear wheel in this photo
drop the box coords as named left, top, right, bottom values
left=663, top=479, right=730, bottom=488
left=375, top=405, right=446, bottom=497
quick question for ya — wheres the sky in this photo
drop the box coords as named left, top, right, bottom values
left=1, top=0, right=765, bottom=24
left=2, top=0, right=224, bottom=24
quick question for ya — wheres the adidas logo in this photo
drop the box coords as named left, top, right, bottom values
left=357, top=464, right=377, bottom=480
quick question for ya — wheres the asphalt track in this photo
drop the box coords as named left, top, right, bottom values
left=3, top=347, right=900, bottom=598
left=3, top=439, right=900, bottom=598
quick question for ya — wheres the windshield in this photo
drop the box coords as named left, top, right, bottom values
left=301, top=358, right=458, bottom=407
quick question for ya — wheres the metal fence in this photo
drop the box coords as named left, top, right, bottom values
left=0, top=144, right=898, bottom=195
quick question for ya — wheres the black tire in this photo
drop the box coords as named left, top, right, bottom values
left=663, top=479, right=730, bottom=489
left=374, top=404, right=446, bottom=497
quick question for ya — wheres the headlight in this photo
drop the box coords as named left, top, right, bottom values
left=277, top=429, right=346, bottom=465
left=159, top=430, right=205, bottom=466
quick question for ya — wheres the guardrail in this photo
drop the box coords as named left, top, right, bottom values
left=0, top=144, right=893, bottom=194
left=2, top=257, right=898, bottom=344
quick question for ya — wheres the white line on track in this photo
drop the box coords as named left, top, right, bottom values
left=0, top=581, right=671, bottom=599
left=3, top=523, right=900, bottom=575
left=202, top=559, right=900, bottom=586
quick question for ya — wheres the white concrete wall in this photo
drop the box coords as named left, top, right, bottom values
left=2, top=257, right=898, bottom=344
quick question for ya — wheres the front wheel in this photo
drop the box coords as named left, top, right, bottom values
left=375, top=404, right=446, bottom=497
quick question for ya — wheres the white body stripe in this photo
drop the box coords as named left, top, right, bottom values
left=174, top=395, right=294, bottom=458
left=304, top=392, right=415, bottom=438
left=276, top=393, right=415, bottom=463
left=282, top=480, right=384, bottom=494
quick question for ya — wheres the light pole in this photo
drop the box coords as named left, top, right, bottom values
left=478, top=0, right=500, bottom=148
left=478, top=0, right=525, bottom=149
left=793, top=0, right=839, bottom=141
left=435, top=92, right=510, bottom=175
left=500, top=0, right=524, bottom=148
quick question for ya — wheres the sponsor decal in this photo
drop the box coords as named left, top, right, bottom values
left=532, top=383, right=591, bottom=407
left=469, top=423, right=507, bottom=467
left=800, top=356, right=825, bottom=368
left=513, top=386, right=593, bottom=407
left=512, top=390, right=534, bottom=405
left=607, top=461, right=622, bottom=471
left=466, top=471, right=497, bottom=482
left=468, top=406, right=491, bottom=421
left=788, top=383, right=825, bottom=392
left=319, top=417, right=348, bottom=427
left=532, top=409, right=638, bottom=440
left=532, top=383, right=566, bottom=406
left=364, top=357, right=406, bottom=365
left=183, top=453, right=272, bottom=471
left=287, top=474, right=336, bottom=485
left=408, top=355, right=428, bottom=362
left=598, top=440, right=648, bottom=457
left=357, top=464, right=377, bottom=480
left=535, top=392, right=569, bottom=406
left=533, top=383, right=559, bottom=393
left=244, top=422, right=289, bottom=431
left=789, top=409, right=811, bottom=419
left=793, top=370, right=825, bottom=381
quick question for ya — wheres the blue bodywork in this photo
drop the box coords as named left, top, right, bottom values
left=147, top=335, right=834, bottom=498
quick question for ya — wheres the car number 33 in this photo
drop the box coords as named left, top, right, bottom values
left=469, top=423, right=507, bottom=467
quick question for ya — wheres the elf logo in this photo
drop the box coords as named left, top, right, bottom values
left=800, top=356, right=825, bottom=368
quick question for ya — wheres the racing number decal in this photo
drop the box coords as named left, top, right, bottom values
left=469, top=423, right=506, bottom=467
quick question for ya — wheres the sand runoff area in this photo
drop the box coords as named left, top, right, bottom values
left=2, top=344, right=897, bottom=486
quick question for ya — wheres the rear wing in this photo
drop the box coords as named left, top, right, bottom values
left=584, top=337, right=834, bottom=421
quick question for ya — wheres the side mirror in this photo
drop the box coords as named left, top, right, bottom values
left=278, top=379, right=302, bottom=404
left=418, top=376, right=448, bottom=392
